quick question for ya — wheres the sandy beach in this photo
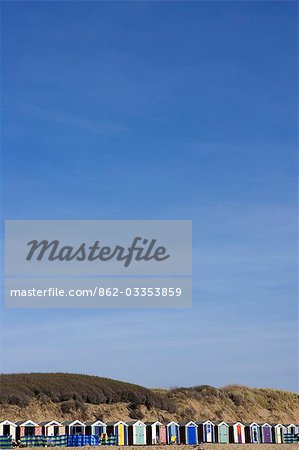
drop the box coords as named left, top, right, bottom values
left=22, top=446, right=298, bottom=450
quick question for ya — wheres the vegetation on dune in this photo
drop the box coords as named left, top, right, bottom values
left=0, top=373, right=298, bottom=423
left=165, top=385, right=299, bottom=422
left=167, top=384, right=298, bottom=407
left=0, top=373, right=175, bottom=413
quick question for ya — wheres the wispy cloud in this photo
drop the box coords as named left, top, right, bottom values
left=12, top=102, right=126, bottom=135
left=1, top=310, right=297, bottom=390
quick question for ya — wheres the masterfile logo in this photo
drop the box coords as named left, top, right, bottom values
left=5, top=220, right=192, bottom=308
left=25, top=237, right=170, bottom=267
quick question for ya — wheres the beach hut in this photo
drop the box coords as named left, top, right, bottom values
left=215, top=421, right=229, bottom=444
left=286, top=424, right=297, bottom=435
left=271, top=424, right=286, bottom=444
left=244, top=422, right=260, bottom=444
left=166, top=421, right=180, bottom=444
left=179, top=421, right=198, bottom=445
left=85, top=420, right=107, bottom=438
left=40, top=420, right=64, bottom=436
left=197, top=420, right=215, bottom=443
left=145, top=421, right=163, bottom=445
left=260, top=423, right=272, bottom=443
left=0, top=421, right=17, bottom=441
left=106, top=421, right=128, bottom=446
left=229, top=422, right=245, bottom=444
left=62, top=420, right=85, bottom=436
left=127, top=420, right=147, bottom=445
left=15, top=420, right=41, bottom=440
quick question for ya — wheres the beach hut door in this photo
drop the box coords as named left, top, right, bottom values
left=237, top=425, right=242, bottom=443
left=169, top=425, right=175, bottom=443
left=220, top=426, right=228, bottom=443
left=117, top=425, right=125, bottom=445
left=252, top=426, right=259, bottom=443
left=135, top=426, right=144, bottom=445
left=25, top=427, right=35, bottom=437
left=74, top=426, right=82, bottom=436
left=206, top=424, right=212, bottom=442
left=155, top=425, right=160, bottom=444
left=263, top=427, right=271, bottom=443
left=3, top=425, right=10, bottom=436
left=160, top=426, right=167, bottom=444
left=187, top=426, right=197, bottom=445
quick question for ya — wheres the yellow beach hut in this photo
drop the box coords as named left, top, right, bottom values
left=106, top=421, right=128, bottom=445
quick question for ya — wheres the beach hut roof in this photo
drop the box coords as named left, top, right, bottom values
left=244, top=422, right=259, bottom=427
left=15, top=420, right=39, bottom=427
left=215, top=421, right=229, bottom=426
left=260, top=422, right=272, bottom=427
left=197, top=420, right=215, bottom=425
left=231, top=422, right=245, bottom=427
left=126, top=420, right=146, bottom=426
left=145, top=421, right=163, bottom=426
left=271, top=423, right=283, bottom=428
left=106, top=421, right=127, bottom=427
left=0, top=420, right=17, bottom=427
left=166, top=421, right=180, bottom=427
left=61, top=420, right=85, bottom=427
left=39, top=420, right=62, bottom=427
left=85, top=420, right=106, bottom=426
left=180, top=421, right=198, bottom=427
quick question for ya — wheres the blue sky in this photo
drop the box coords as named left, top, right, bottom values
left=1, top=2, right=298, bottom=391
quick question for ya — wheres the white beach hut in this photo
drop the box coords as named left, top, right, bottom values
left=0, top=420, right=17, bottom=440
left=39, top=420, right=64, bottom=436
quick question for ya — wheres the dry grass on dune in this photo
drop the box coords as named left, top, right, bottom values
left=0, top=373, right=298, bottom=423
